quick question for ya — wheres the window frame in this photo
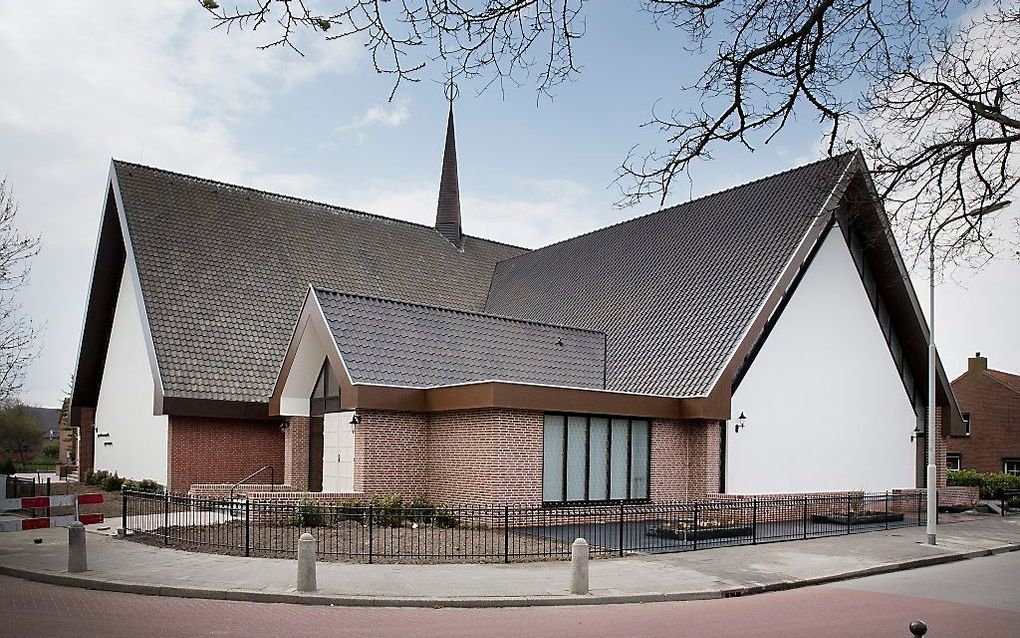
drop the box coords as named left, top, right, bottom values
left=309, top=358, right=342, bottom=416
left=946, top=453, right=962, bottom=471
left=541, top=412, right=652, bottom=506
left=1003, top=458, right=1020, bottom=476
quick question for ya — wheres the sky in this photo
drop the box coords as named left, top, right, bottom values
left=1, top=1, right=1017, bottom=408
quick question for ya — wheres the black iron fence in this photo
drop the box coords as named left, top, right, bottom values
left=123, top=490, right=930, bottom=563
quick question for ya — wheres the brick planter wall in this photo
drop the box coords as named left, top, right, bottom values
left=168, top=416, right=285, bottom=492
left=189, top=483, right=294, bottom=498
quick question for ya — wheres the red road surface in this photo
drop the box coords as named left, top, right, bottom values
left=2, top=572, right=1018, bottom=638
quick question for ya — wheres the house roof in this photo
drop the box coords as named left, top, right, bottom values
left=485, top=153, right=855, bottom=397
left=985, top=369, right=1020, bottom=394
left=82, top=161, right=525, bottom=405
left=313, top=288, right=606, bottom=389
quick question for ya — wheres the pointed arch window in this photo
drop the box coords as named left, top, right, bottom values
left=309, top=359, right=341, bottom=416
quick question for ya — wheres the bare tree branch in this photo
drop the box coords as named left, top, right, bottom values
left=0, top=178, right=42, bottom=406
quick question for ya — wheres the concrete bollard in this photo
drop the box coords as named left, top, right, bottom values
left=296, top=532, right=317, bottom=592
left=570, top=537, right=589, bottom=595
left=68, top=522, right=87, bottom=573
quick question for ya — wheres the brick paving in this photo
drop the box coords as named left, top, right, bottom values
left=2, top=555, right=1018, bottom=638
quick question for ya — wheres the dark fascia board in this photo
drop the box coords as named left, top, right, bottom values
left=161, top=397, right=276, bottom=421
left=348, top=381, right=722, bottom=420
left=71, top=162, right=166, bottom=424
left=69, top=183, right=124, bottom=425
left=705, top=152, right=859, bottom=416
left=268, top=286, right=358, bottom=416
left=842, top=162, right=966, bottom=435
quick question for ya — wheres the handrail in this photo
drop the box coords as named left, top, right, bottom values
left=228, top=465, right=274, bottom=502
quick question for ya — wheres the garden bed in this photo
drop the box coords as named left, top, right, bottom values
left=127, top=519, right=576, bottom=564
left=810, top=511, right=904, bottom=525
left=646, top=519, right=754, bottom=541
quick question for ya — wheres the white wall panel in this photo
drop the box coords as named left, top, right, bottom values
left=726, top=224, right=917, bottom=494
left=94, top=267, right=168, bottom=483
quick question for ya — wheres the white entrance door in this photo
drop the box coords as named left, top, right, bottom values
left=322, top=412, right=356, bottom=492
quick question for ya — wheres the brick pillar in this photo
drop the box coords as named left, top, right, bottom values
left=284, top=416, right=310, bottom=491
left=936, top=406, right=948, bottom=488
left=78, top=408, right=95, bottom=478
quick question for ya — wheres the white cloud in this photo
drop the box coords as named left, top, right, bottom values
left=335, top=103, right=411, bottom=144
left=0, top=0, right=361, bottom=406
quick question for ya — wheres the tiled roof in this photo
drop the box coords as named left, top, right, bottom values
left=986, top=370, right=1020, bottom=394
left=485, top=153, right=855, bottom=397
left=314, top=289, right=606, bottom=389
left=113, top=161, right=526, bottom=403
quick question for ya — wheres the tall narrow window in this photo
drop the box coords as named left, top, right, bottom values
left=542, top=415, right=565, bottom=502
left=310, top=359, right=341, bottom=416
left=543, top=413, right=651, bottom=503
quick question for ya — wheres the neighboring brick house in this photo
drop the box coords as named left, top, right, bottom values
left=69, top=107, right=964, bottom=503
left=948, top=354, right=1020, bottom=475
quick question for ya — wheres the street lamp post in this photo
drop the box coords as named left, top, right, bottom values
left=925, top=199, right=1011, bottom=545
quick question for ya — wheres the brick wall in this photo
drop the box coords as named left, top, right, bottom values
left=426, top=409, right=544, bottom=505
left=283, top=416, right=310, bottom=490
left=167, top=416, right=285, bottom=492
left=356, top=410, right=428, bottom=496
left=948, top=359, right=1020, bottom=474
left=651, top=419, right=721, bottom=501
left=78, top=408, right=95, bottom=478
left=188, top=483, right=293, bottom=498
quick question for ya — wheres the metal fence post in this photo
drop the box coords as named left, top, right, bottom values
left=618, top=500, right=625, bottom=557
left=120, top=489, right=128, bottom=537
left=884, top=491, right=889, bottom=530
left=245, top=498, right=251, bottom=557
left=46, top=477, right=51, bottom=519
left=803, top=496, right=808, bottom=539
left=163, top=492, right=170, bottom=545
left=752, top=498, right=758, bottom=545
left=368, top=504, right=374, bottom=564
left=503, top=505, right=510, bottom=564
left=917, top=491, right=923, bottom=526
left=846, top=492, right=852, bottom=534
left=692, top=501, right=699, bottom=551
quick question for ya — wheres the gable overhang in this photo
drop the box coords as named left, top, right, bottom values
left=703, top=152, right=965, bottom=434
left=270, top=286, right=357, bottom=416
left=70, top=163, right=165, bottom=424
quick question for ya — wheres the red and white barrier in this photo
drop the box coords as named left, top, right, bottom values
left=0, top=513, right=104, bottom=532
left=0, top=493, right=105, bottom=532
left=0, top=493, right=103, bottom=512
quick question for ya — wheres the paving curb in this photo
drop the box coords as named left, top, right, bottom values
left=1, top=542, right=1017, bottom=608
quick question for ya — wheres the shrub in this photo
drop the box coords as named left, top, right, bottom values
left=122, top=478, right=162, bottom=494
left=407, top=495, right=435, bottom=525
left=0, top=458, right=15, bottom=475
left=333, top=498, right=368, bottom=523
left=41, top=443, right=59, bottom=460
left=290, top=500, right=327, bottom=527
left=948, top=469, right=1020, bottom=499
left=374, top=494, right=405, bottom=527
left=100, top=472, right=124, bottom=492
left=85, top=469, right=110, bottom=486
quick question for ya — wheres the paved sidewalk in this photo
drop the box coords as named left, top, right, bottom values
left=1, top=515, right=1017, bottom=607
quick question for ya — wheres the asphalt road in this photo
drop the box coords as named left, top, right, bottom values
left=3, top=552, right=1018, bottom=638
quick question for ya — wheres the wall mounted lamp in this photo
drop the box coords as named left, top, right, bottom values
left=96, top=432, right=110, bottom=438
left=278, top=419, right=290, bottom=433
left=734, top=412, right=746, bottom=433
left=103, top=441, right=113, bottom=446
left=350, top=413, right=361, bottom=426
left=910, top=425, right=923, bottom=442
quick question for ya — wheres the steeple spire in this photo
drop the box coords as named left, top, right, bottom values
left=435, top=79, right=463, bottom=248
